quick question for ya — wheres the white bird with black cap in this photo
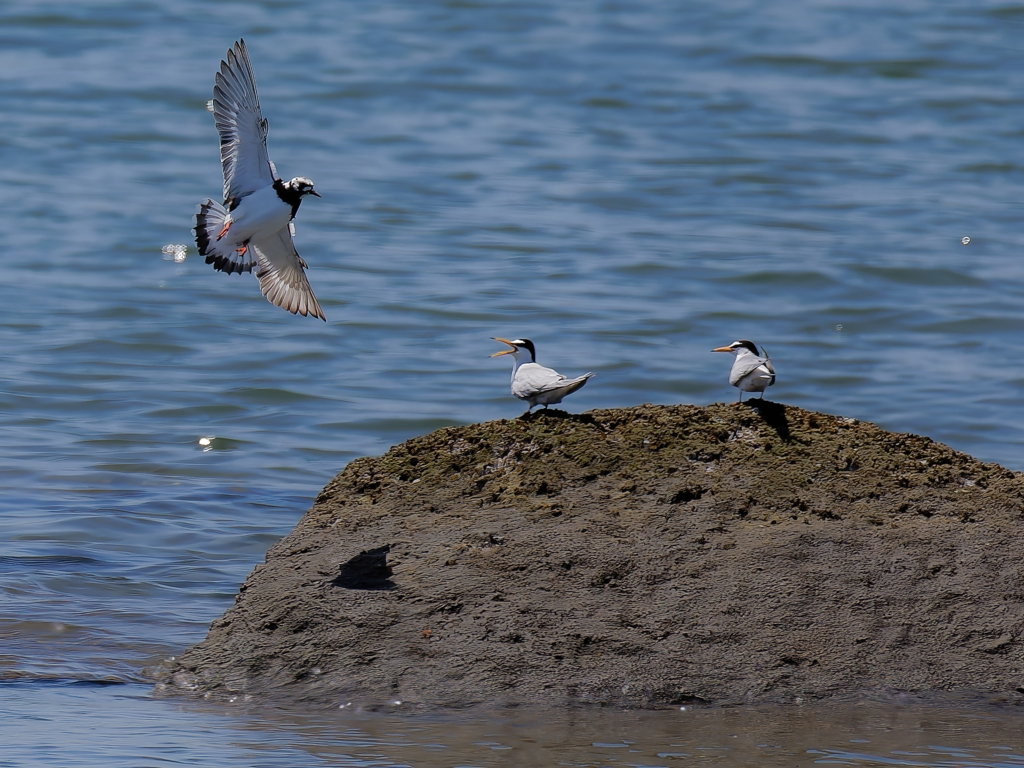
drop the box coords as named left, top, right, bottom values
left=194, top=39, right=325, bottom=320
left=491, top=338, right=594, bottom=413
left=712, top=340, right=775, bottom=402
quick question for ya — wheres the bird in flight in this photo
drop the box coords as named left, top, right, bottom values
left=194, top=39, right=325, bottom=320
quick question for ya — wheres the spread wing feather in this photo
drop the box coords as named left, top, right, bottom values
left=212, top=39, right=275, bottom=205
left=251, top=227, right=326, bottom=321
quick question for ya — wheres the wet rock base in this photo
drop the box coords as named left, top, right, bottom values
left=164, top=403, right=1024, bottom=708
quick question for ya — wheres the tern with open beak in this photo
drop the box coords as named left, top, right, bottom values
left=491, top=338, right=594, bottom=413
left=712, top=340, right=775, bottom=402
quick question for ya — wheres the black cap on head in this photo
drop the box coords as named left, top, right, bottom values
left=513, top=338, right=537, bottom=362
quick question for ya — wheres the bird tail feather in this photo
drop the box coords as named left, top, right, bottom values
left=194, top=200, right=254, bottom=275
left=560, top=372, right=594, bottom=397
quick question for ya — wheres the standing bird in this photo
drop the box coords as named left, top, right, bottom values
left=491, top=338, right=594, bottom=413
left=712, top=340, right=775, bottom=402
left=194, top=39, right=326, bottom=321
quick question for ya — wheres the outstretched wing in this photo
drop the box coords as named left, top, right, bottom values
left=250, top=226, right=326, bottom=321
left=212, top=39, right=276, bottom=205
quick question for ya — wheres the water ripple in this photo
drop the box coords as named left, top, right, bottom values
left=2, top=0, right=1024, bottom=759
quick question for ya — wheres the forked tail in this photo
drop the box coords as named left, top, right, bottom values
left=562, top=372, right=595, bottom=397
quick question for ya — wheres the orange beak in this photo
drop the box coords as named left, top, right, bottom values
left=490, top=337, right=518, bottom=357
left=712, top=345, right=734, bottom=353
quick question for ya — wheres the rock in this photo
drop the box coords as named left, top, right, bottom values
left=162, top=402, right=1024, bottom=708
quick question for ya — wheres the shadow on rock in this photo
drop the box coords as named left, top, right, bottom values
left=746, top=399, right=790, bottom=441
left=331, top=545, right=395, bottom=590
left=518, top=408, right=598, bottom=425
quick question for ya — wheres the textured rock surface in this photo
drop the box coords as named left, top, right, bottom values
left=163, top=402, right=1024, bottom=708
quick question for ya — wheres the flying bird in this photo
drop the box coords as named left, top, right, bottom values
left=712, top=340, right=775, bottom=402
left=193, top=39, right=325, bottom=320
left=491, top=337, right=594, bottom=413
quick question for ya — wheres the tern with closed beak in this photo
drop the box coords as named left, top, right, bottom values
left=491, top=338, right=594, bottom=413
left=712, top=340, right=775, bottom=402
left=194, top=39, right=325, bottom=320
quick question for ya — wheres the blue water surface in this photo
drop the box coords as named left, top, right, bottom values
left=2, top=0, right=1024, bottom=764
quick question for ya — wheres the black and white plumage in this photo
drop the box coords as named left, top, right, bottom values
left=712, top=340, right=775, bottom=402
left=193, top=39, right=325, bottom=321
left=491, top=338, right=594, bottom=412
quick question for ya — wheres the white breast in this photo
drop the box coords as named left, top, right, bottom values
left=224, top=186, right=293, bottom=244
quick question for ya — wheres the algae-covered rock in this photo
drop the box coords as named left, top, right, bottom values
left=163, top=402, right=1024, bottom=708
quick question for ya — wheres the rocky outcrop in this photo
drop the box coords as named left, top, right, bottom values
left=163, top=402, right=1024, bottom=708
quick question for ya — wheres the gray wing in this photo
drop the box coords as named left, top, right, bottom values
left=512, top=365, right=559, bottom=399
left=730, top=356, right=773, bottom=386
left=542, top=373, right=594, bottom=398
left=537, top=372, right=593, bottom=394
left=250, top=226, right=326, bottom=321
left=213, top=39, right=276, bottom=205
left=513, top=364, right=591, bottom=398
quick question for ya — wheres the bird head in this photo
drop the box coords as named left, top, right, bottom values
left=712, top=339, right=760, bottom=356
left=285, top=177, right=321, bottom=198
left=490, top=338, right=536, bottom=363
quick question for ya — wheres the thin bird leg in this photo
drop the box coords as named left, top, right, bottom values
left=236, top=240, right=250, bottom=257
left=216, top=220, right=232, bottom=240
left=738, top=391, right=744, bottom=403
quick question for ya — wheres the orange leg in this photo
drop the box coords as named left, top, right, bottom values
left=216, top=220, right=232, bottom=240
left=236, top=241, right=249, bottom=257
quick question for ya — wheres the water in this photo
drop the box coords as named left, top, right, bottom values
left=2, top=0, right=1024, bottom=763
